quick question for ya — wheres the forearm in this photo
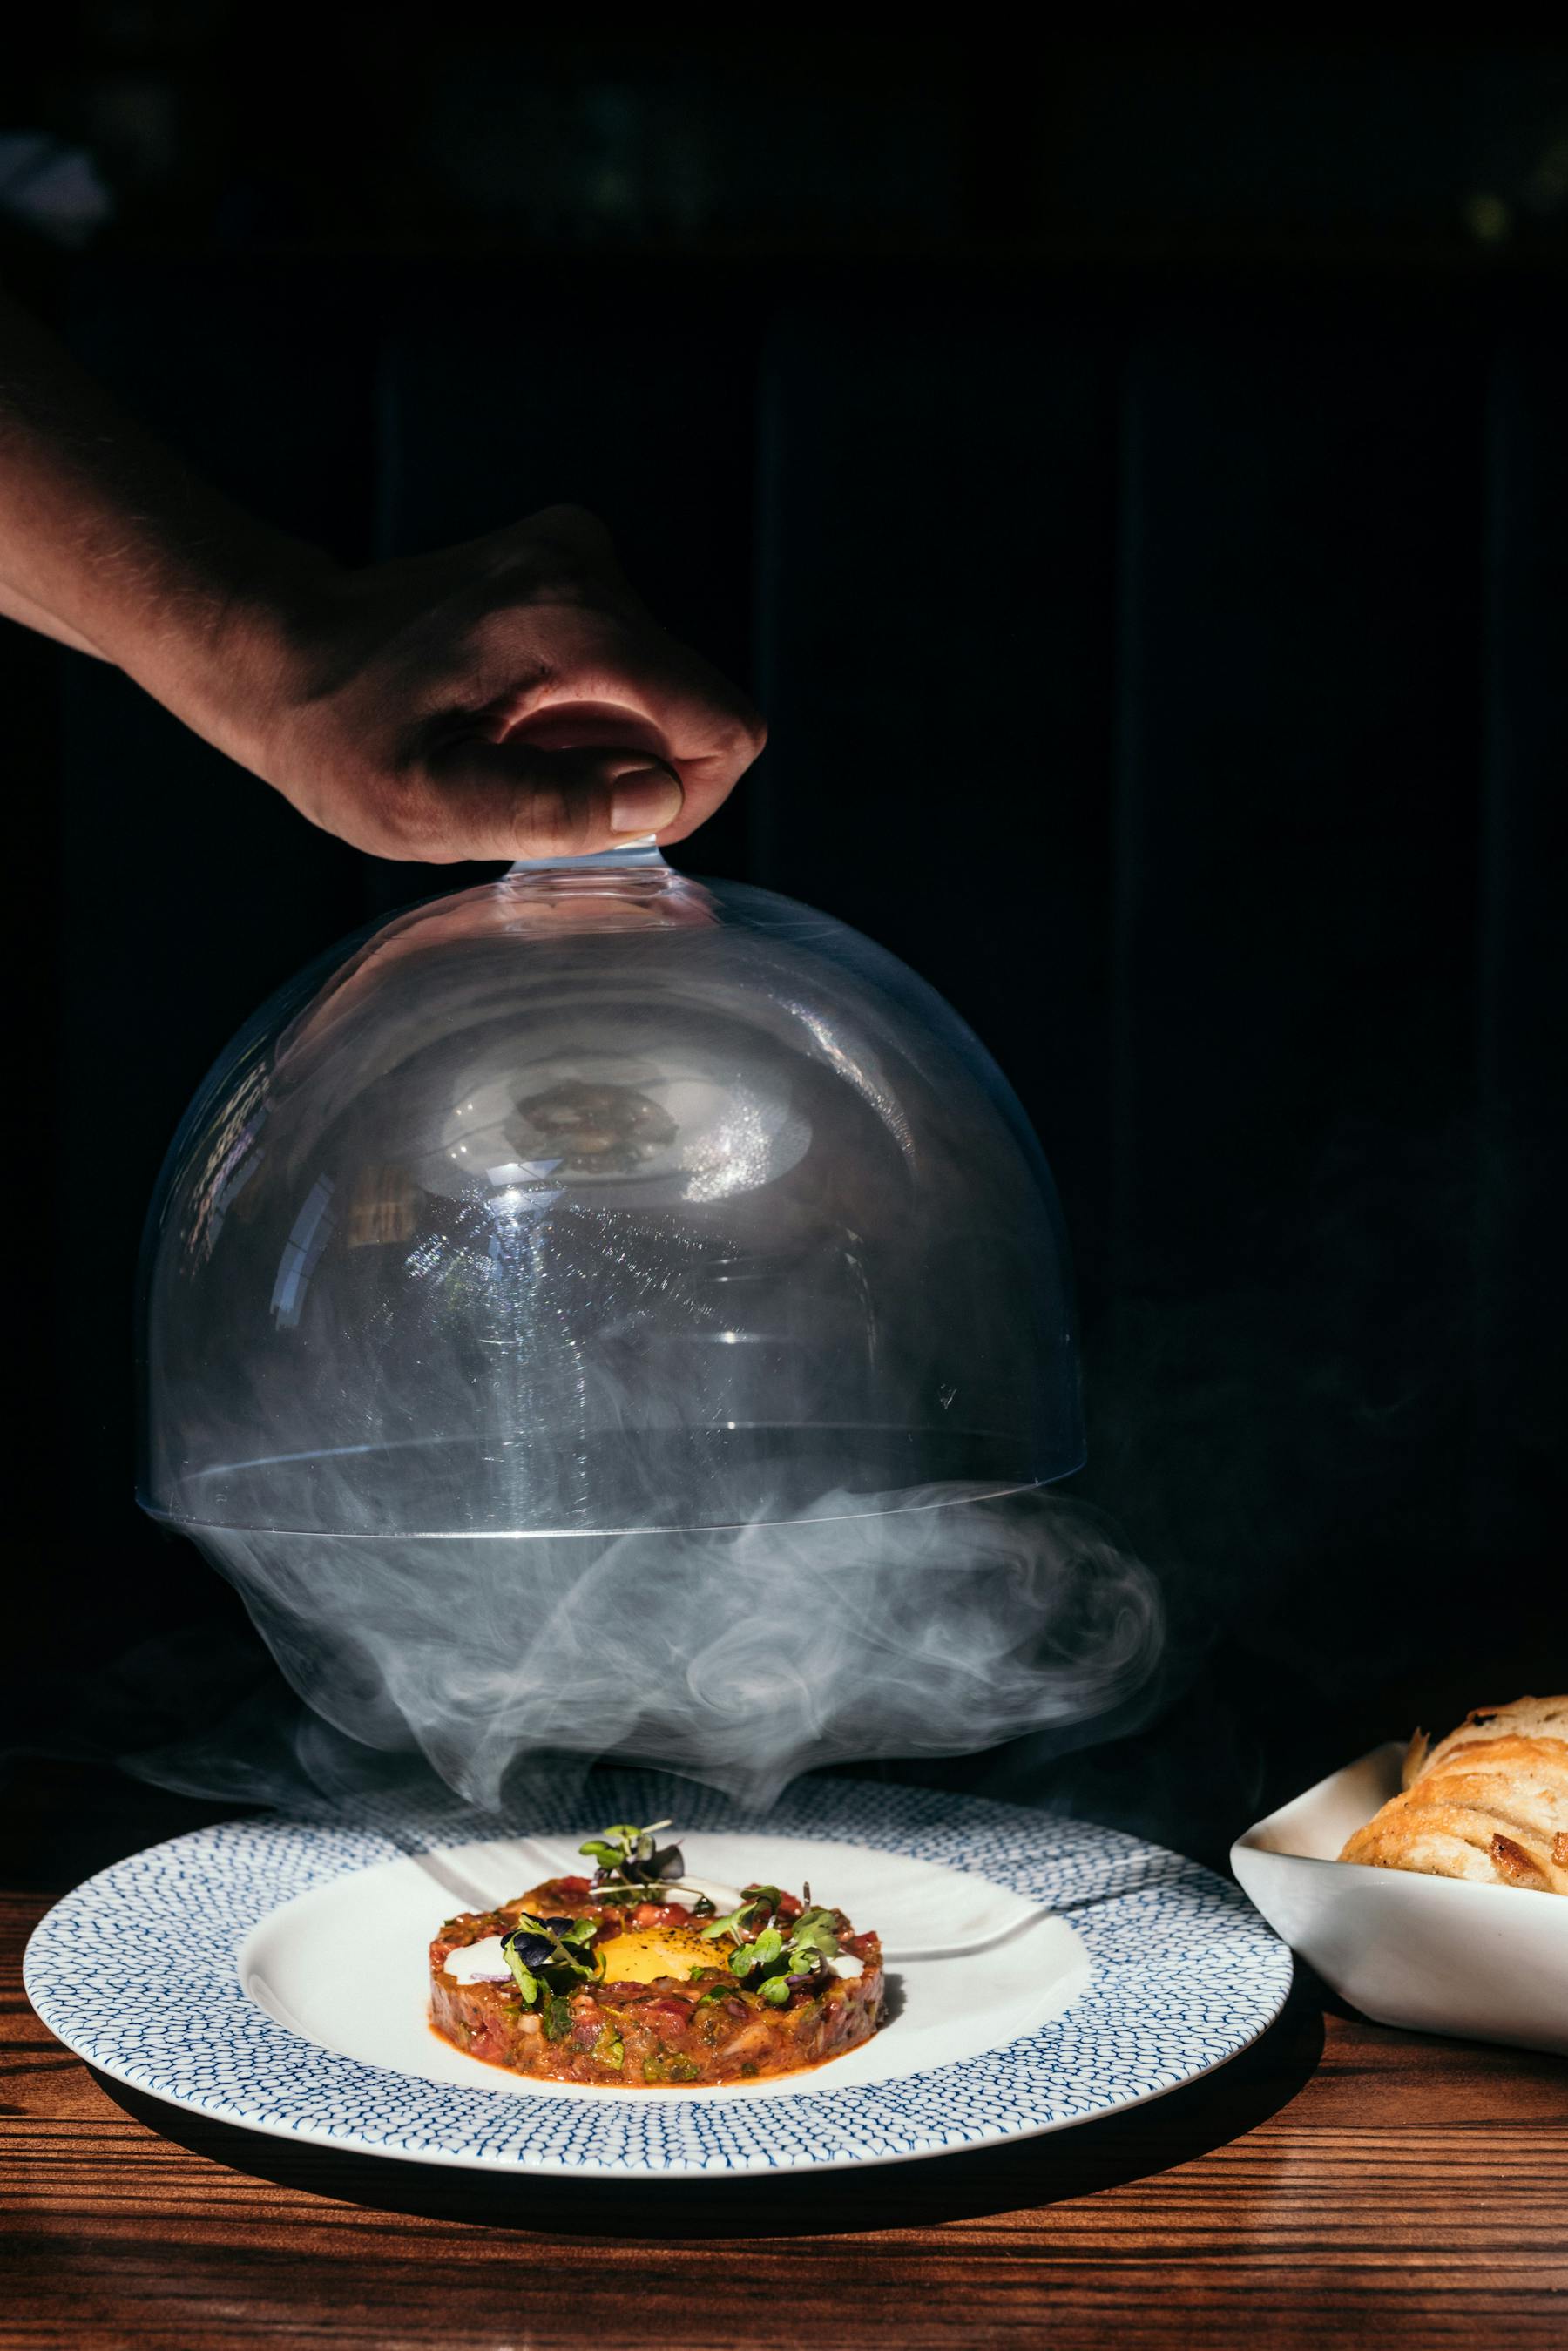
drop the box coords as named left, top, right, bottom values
left=0, top=285, right=760, bottom=860
left=0, top=286, right=321, bottom=757
left=0, top=574, right=101, bottom=656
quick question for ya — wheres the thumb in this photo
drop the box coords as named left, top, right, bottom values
left=416, top=741, right=686, bottom=862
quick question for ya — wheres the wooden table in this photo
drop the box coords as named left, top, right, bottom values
left=4, top=1761, right=1565, bottom=2348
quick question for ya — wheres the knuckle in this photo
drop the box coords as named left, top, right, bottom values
left=713, top=706, right=767, bottom=766
left=530, top=501, right=612, bottom=554
left=361, top=777, right=451, bottom=862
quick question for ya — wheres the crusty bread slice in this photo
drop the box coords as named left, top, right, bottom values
left=1416, top=1697, right=1568, bottom=1781
left=1341, top=1702, right=1568, bottom=1895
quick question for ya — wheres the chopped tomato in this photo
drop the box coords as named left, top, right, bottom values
left=631, top=1901, right=688, bottom=1929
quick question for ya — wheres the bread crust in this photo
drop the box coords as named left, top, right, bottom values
left=1341, top=1699, right=1568, bottom=1894
left=1420, top=1696, right=1568, bottom=1779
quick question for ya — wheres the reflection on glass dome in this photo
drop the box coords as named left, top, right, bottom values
left=135, top=846, right=1122, bottom=1804
left=424, top=1042, right=813, bottom=1208
left=142, top=845, right=1080, bottom=1538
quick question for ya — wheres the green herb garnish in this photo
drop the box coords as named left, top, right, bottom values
left=578, top=1819, right=686, bottom=1900
left=700, top=1896, right=766, bottom=1943
left=721, top=1905, right=843, bottom=2004
left=641, top=2049, right=700, bottom=2083
left=541, top=1992, right=576, bottom=2042
left=726, top=1923, right=786, bottom=1982
left=501, top=1911, right=602, bottom=2009
left=781, top=1906, right=843, bottom=1970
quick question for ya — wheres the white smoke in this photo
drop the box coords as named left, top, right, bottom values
left=193, top=1483, right=1162, bottom=1810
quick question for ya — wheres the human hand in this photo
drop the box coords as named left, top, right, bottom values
left=0, top=292, right=760, bottom=862
left=0, top=291, right=761, bottom=865
left=220, top=504, right=765, bottom=862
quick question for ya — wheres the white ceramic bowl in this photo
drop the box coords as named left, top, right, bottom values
left=1232, top=1742, right=1568, bottom=2057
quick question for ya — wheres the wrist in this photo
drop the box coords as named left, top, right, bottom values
left=121, top=532, right=345, bottom=779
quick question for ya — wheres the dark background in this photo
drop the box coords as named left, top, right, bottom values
left=3, top=17, right=1565, bottom=1864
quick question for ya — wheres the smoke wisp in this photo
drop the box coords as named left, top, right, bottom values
left=191, top=1483, right=1161, bottom=1811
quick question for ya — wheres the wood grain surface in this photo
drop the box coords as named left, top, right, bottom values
left=3, top=1760, right=1565, bottom=2349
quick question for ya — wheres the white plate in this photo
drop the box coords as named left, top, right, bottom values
left=27, top=1772, right=1290, bottom=2178
left=1232, top=1743, right=1568, bottom=2057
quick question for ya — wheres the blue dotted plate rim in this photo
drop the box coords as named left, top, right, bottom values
left=24, top=1771, right=1291, bottom=2178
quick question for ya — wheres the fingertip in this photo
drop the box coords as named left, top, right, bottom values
left=421, top=740, right=690, bottom=861
left=607, top=765, right=685, bottom=839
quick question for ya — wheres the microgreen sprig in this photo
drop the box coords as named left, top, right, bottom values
left=713, top=1902, right=843, bottom=2006
left=700, top=1882, right=784, bottom=1945
left=700, top=1895, right=764, bottom=1944
left=501, top=1911, right=602, bottom=2009
left=578, top=1819, right=685, bottom=1900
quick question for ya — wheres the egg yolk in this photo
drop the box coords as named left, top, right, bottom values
left=596, top=1925, right=733, bottom=1985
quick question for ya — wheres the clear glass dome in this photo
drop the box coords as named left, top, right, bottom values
left=137, top=845, right=1088, bottom=1800
left=142, top=844, right=1080, bottom=1535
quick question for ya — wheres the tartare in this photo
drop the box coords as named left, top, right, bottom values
left=429, top=1818, right=884, bottom=2085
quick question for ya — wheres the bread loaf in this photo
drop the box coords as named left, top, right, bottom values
left=1340, top=1696, right=1568, bottom=1894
